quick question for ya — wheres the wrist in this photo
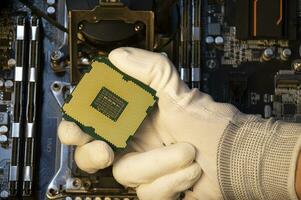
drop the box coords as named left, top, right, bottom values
left=218, top=116, right=301, bottom=200
left=296, top=152, right=301, bottom=199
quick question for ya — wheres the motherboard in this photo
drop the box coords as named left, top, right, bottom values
left=0, top=0, right=301, bottom=199
left=200, top=0, right=301, bottom=122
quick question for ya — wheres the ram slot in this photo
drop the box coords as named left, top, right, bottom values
left=179, top=0, right=192, bottom=85
left=191, top=0, right=201, bottom=89
left=9, top=16, right=26, bottom=196
left=22, top=16, right=40, bottom=197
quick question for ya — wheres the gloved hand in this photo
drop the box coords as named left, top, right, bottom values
left=58, top=47, right=301, bottom=200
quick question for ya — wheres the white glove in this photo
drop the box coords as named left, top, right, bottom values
left=58, top=121, right=201, bottom=199
left=59, top=47, right=301, bottom=200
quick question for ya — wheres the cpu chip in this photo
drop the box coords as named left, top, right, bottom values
left=63, top=58, right=157, bottom=148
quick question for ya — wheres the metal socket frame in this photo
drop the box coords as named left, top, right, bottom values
left=68, top=3, right=155, bottom=84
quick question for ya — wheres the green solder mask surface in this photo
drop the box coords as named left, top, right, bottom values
left=62, top=57, right=158, bottom=149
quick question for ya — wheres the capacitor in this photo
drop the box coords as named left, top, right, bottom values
left=264, top=105, right=272, bottom=118
left=205, top=36, right=214, bottom=44
left=85, top=197, right=92, bottom=200
left=7, top=58, right=16, bottom=68
left=123, top=198, right=130, bottom=200
left=262, top=48, right=274, bottom=61
left=292, top=59, right=301, bottom=72
left=0, top=190, right=9, bottom=198
left=104, top=197, right=112, bottom=200
left=47, top=0, right=56, bottom=5
left=80, top=57, right=90, bottom=65
left=65, top=197, right=72, bottom=200
left=214, top=36, right=224, bottom=45
left=207, top=59, right=217, bottom=69
left=94, top=197, right=102, bottom=200
left=47, top=6, right=56, bottom=15
left=51, top=50, right=64, bottom=62
left=0, top=135, right=8, bottom=143
left=4, top=80, right=13, bottom=89
left=0, top=126, right=8, bottom=134
left=281, top=48, right=292, bottom=61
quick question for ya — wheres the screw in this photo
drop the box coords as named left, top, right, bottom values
left=51, top=50, right=63, bottom=61
left=134, top=22, right=144, bottom=32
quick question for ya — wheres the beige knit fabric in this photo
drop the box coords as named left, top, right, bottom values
left=218, top=114, right=301, bottom=200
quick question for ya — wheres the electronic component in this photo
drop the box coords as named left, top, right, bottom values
left=23, top=16, right=41, bottom=196
left=261, top=48, right=274, bottom=61
left=191, top=0, right=201, bottom=89
left=0, top=105, right=7, bottom=112
left=281, top=48, right=292, bottom=61
left=0, top=135, right=8, bottom=143
left=46, top=6, right=56, bottom=16
left=63, top=58, right=157, bottom=148
left=214, top=36, right=224, bottom=45
left=0, top=112, right=8, bottom=125
left=273, top=70, right=301, bottom=122
left=179, top=0, right=191, bottom=85
left=0, top=125, right=9, bottom=134
left=205, top=36, right=214, bottom=44
left=208, top=23, right=221, bottom=36
left=2, top=92, right=11, bottom=101
left=4, top=80, right=13, bottom=89
left=9, top=15, right=26, bottom=197
left=46, top=0, right=56, bottom=6
left=292, top=59, right=301, bottom=72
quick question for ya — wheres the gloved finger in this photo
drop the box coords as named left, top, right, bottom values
left=108, top=47, right=187, bottom=94
left=113, top=142, right=196, bottom=187
left=58, top=120, right=93, bottom=146
left=136, top=163, right=202, bottom=200
left=75, top=140, right=114, bottom=174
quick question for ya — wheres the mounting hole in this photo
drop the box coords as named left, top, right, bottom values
left=83, top=181, right=91, bottom=188
left=52, top=83, right=61, bottom=91
left=48, top=188, right=58, bottom=196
